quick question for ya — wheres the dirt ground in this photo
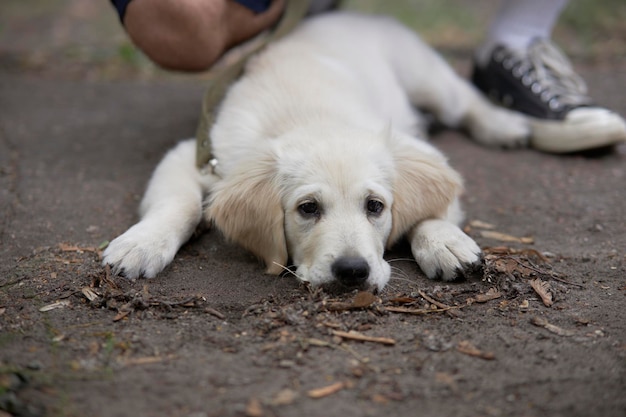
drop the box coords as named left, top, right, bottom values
left=1, top=1, right=625, bottom=417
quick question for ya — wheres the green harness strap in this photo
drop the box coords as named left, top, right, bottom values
left=195, top=0, right=311, bottom=170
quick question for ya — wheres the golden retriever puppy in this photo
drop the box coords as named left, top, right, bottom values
left=103, top=12, right=528, bottom=290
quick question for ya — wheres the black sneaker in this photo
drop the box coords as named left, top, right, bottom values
left=472, top=39, right=626, bottom=153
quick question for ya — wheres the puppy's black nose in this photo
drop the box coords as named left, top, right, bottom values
left=331, top=256, right=370, bottom=287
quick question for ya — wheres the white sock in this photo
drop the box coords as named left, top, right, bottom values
left=476, top=0, right=568, bottom=66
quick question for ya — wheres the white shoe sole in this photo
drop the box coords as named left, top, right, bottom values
left=530, top=107, right=626, bottom=153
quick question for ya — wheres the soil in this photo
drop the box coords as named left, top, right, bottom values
left=1, top=2, right=625, bottom=417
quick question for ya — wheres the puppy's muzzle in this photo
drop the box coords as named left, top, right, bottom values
left=331, top=256, right=370, bottom=287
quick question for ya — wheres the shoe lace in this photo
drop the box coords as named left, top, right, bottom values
left=511, top=39, right=591, bottom=109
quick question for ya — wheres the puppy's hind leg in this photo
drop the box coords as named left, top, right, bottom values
left=103, top=139, right=212, bottom=279
left=381, top=21, right=530, bottom=147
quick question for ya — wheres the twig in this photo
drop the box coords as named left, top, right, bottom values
left=204, top=307, right=225, bottom=319
left=530, top=316, right=575, bottom=337
left=120, top=354, right=176, bottom=366
left=418, top=290, right=450, bottom=309
left=58, top=243, right=100, bottom=253
left=506, top=256, right=584, bottom=288
left=331, top=330, right=395, bottom=346
left=457, top=340, right=495, bottom=360
left=384, top=306, right=454, bottom=315
left=417, top=290, right=463, bottom=317
left=307, top=381, right=347, bottom=398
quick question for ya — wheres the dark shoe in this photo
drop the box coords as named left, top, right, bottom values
left=472, top=39, right=626, bottom=153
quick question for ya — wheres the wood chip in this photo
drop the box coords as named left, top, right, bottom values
left=331, top=330, right=395, bottom=346
left=39, top=300, right=70, bottom=312
left=479, top=230, right=534, bottom=244
left=271, top=389, right=298, bottom=406
left=307, top=338, right=332, bottom=347
left=530, top=317, right=575, bottom=337
left=81, top=287, right=100, bottom=302
left=530, top=279, right=553, bottom=307
left=245, top=397, right=264, bottom=417
left=307, top=381, right=346, bottom=398
left=113, top=310, right=131, bottom=322
left=457, top=340, right=495, bottom=360
left=469, top=220, right=496, bottom=229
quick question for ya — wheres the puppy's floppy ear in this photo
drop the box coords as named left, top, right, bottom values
left=387, top=139, right=463, bottom=246
left=207, top=151, right=287, bottom=274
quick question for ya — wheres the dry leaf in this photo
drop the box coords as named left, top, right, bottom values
left=387, top=296, right=417, bottom=304
left=530, top=279, right=553, bottom=307
left=483, top=246, right=547, bottom=261
left=113, top=310, right=131, bottom=322
left=480, top=230, right=534, bottom=244
left=473, top=288, right=502, bottom=303
left=490, top=257, right=535, bottom=277
left=327, top=291, right=377, bottom=311
left=352, top=291, right=377, bottom=308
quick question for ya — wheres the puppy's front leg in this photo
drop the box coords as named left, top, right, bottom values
left=409, top=218, right=481, bottom=281
left=103, top=139, right=211, bottom=279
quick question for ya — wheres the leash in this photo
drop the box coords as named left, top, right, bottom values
left=195, top=0, right=312, bottom=172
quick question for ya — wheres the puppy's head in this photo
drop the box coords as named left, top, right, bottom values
left=208, top=128, right=461, bottom=292
left=279, top=129, right=395, bottom=291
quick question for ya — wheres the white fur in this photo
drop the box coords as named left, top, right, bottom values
left=103, top=12, right=529, bottom=290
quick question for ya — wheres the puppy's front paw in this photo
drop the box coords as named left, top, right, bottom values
left=102, top=221, right=180, bottom=279
left=410, top=220, right=481, bottom=281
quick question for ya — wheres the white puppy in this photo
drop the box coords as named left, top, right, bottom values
left=103, top=13, right=528, bottom=291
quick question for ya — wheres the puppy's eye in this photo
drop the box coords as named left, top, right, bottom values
left=366, top=199, right=384, bottom=215
left=298, top=202, right=320, bottom=217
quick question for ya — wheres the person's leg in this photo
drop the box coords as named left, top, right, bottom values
left=475, top=0, right=567, bottom=66
left=118, top=0, right=285, bottom=71
left=472, top=0, right=626, bottom=153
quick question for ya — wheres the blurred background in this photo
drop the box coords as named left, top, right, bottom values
left=1, top=0, right=625, bottom=80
